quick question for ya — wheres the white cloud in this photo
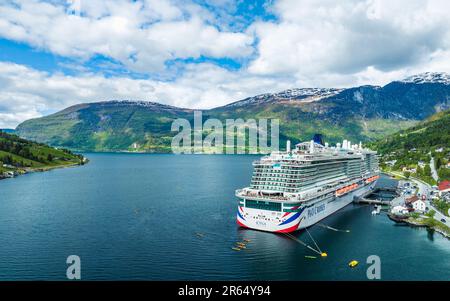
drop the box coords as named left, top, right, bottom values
left=1, top=0, right=450, bottom=128
left=0, top=61, right=295, bottom=128
left=0, top=0, right=254, bottom=72
left=249, top=0, right=450, bottom=80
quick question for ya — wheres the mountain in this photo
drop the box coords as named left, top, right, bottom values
left=369, top=109, right=450, bottom=183
left=369, top=109, right=450, bottom=154
left=16, top=101, right=194, bottom=152
left=0, top=131, right=85, bottom=177
left=16, top=72, right=450, bottom=152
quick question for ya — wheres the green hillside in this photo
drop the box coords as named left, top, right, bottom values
left=0, top=132, right=86, bottom=177
left=369, top=109, right=450, bottom=183
left=16, top=100, right=416, bottom=153
left=15, top=78, right=450, bottom=153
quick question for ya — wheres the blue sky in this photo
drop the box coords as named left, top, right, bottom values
left=0, top=0, right=274, bottom=78
left=0, top=0, right=449, bottom=128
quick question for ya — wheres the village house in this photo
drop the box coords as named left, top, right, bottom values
left=412, top=199, right=427, bottom=212
left=405, top=195, right=419, bottom=208
left=392, top=205, right=409, bottom=215
left=385, top=160, right=397, bottom=167
left=438, top=180, right=450, bottom=198
left=402, top=166, right=417, bottom=173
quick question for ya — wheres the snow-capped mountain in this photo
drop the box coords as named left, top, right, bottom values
left=224, top=88, right=344, bottom=108
left=400, top=72, right=450, bottom=85
left=16, top=72, right=450, bottom=152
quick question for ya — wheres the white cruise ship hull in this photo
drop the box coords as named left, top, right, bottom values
left=237, top=181, right=376, bottom=233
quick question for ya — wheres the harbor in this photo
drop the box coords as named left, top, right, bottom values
left=352, top=172, right=450, bottom=238
left=0, top=154, right=450, bottom=280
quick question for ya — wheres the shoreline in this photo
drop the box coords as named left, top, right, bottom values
left=0, top=159, right=88, bottom=181
left=383, top=170, right=450, bottom=239
left=407, top=218, right=450, bottom=239
left=388, top=213, right=450, bottom=239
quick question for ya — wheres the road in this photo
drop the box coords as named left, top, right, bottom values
left=387, top=171, right=449, bottom=224
left=408, top=176, right=449, bottom=224
left=429, top=156, right=439, bottom=182
left=429, top=203, right=449, bottom=224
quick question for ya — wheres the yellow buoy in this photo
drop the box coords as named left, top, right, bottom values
left=348, top=260, right=359, bottom=268
left=321, top=252, right=328, bottom=257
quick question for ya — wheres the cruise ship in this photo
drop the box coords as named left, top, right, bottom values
left=235, top=136, right=379, bottom=233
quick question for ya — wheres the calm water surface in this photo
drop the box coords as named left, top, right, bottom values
left=0, top=154, right=449, bottom=280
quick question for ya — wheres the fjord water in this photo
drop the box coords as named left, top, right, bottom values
left=0, top=154, right=449, bottom=280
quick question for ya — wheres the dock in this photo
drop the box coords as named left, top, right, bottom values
left=353, top=188, right=397, bottom=205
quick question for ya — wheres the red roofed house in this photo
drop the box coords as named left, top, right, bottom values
left=438, top=180, right=450, bottom=197
left=405, top=195, right=419, bottom=206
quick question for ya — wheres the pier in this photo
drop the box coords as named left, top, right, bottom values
left=353, top=188, right=398, bottom=205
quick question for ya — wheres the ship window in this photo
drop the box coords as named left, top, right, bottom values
left=245, top=200, right=282, bottom=212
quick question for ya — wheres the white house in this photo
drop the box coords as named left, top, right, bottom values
left=392, top=206, right=409, bottom=215
left=412, top=200, right=426, bottom=212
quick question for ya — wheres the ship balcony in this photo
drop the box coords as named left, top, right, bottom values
left=235, top=189, right=295, bottom=202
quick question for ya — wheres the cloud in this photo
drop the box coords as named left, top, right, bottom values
left=0, top=61, right=295, bottom=128
left=249, top=0, right=450, bottom=77
left=0, top=0, right=254, bottom=72
left=1, top=0, right=450, bottom=128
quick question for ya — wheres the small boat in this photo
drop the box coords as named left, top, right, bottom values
left=305, top=255, right=317, bottom=259
left=243, top=239, right=251, bottom=242
left=348, top=260, right=359, bottom=268
left=232, top=247, right=241, bottom=251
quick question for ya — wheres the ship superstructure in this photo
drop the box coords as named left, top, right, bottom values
left=236, top=138, right=379, bottom=232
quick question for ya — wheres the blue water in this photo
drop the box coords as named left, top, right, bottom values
left=0, top=154, right=449, bottom=280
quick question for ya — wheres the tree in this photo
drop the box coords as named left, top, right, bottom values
left=436, top=157, right=442, bottom=169
left=47, top=154, right=54, bottom=162
left=416, top=166, right=423, bottom=176
left=424, top=164, right=431, bottom=177
left=403, top=171, right=411, bottom=179
left=426, top=209, right=436, bottom=219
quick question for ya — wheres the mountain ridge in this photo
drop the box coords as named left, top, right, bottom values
left=15, top=72, right=450, bottom=152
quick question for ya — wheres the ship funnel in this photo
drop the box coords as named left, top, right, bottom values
left=325, top=142, right=329, bottom=148
left=359, top=141, right=362, bottom=149
left=310, top=140, right=314, bottom=153
left=313, top=134, right=324, bottom=146
left=286, top=140, right=291, bottom=153
left=337, top=142, right=341, bottom=149
left=342, top=140, right=347, bottom=149
left=348, top=140, right=351, bottom=150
